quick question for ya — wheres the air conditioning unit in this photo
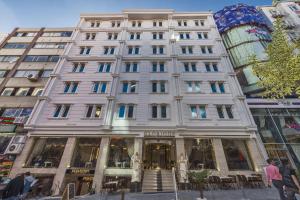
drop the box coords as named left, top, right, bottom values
left=13, top=116, right=28, bottom=125
left=26, top=73, right=39, bottom=82
left=4, top=143, right=25, bottom=154
left=4, top=136, right=26, bottom=154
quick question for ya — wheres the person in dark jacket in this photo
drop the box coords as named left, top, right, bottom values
left=2, top=174, right=24, bottom=200
left=280, top=158, right=300, bottom=200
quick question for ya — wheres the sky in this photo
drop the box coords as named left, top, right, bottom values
left=0, top=0, right=271, bottom=33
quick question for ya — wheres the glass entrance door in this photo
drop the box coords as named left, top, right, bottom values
left=144, top=143, right=172, bottom=169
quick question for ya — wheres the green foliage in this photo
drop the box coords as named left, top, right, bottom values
left=188, top=170, right=210, bottom=184
left=251, top=18, right=300, bottom=99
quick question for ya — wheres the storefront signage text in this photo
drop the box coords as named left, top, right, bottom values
left=66, top=168, right=95, bottom=175
left=0, top=117, right=15, bottom=125
left=144, top=130, right=175, bottom=137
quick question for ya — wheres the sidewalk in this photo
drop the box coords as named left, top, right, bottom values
left=73, top=188, right=280, bottom=200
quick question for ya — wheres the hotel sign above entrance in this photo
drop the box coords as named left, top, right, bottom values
left=144, top=130, right=175, bottom=138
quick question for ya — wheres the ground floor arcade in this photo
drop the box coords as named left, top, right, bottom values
left=9, top=130, right=265, bottom=196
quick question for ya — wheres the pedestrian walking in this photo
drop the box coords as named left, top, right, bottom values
left=2, top=174, right=24, bottom=200
left=280, top=158, right=300, bottom=200
left=266, top=158, right=285, bottom=200
left=22, top=172, right=36, bottom=199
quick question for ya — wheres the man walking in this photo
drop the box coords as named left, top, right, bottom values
left=266, top=158, right=285, bottom=200
left=2, top=174, right=24, bottom=200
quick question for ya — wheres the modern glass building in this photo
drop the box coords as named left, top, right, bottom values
left=215, top=4, right=300, bottom=168
left=214, top=4, right=272, bottom=96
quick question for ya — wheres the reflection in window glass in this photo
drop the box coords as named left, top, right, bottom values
left=107, top=138, right=134, bottom=168
left=222, top=139, right=253, bottom=170
left=185, top=139, right=216, bottom=170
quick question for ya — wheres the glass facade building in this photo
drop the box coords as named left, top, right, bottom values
left=214, top=4, right=272, bottom=96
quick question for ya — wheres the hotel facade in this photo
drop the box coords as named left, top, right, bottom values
left=10, top=10, right=266, bottom=195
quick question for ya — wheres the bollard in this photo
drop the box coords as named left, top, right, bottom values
left=121, top=190, right=125, bottom=200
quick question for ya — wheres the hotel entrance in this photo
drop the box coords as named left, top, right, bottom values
left=143, top=140, right=176, bottom=170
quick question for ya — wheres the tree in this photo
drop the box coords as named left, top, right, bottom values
left=188, top=170, right=210, bottom=200
left=251, top=18, right=300, bottom=99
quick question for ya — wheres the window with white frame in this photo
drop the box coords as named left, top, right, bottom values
left=53, top=104, right=70, bottom=118
left=15, top=88, right=30, bottom=96
left=179, top=32, right=190, bottom=40
left=117, top=104, right=135, bottom=119
left=181, top=46, right=193, bottom=54
left=14, top=70, right=39, bottom=78
left=129, top=32, right=141, bottom=40
left=178, top=20, right=187, bottom=27
left=201, top=46, right=213, bottom=54
left=92, top=82, right=107, bottom=93
left=85, top=104, right=102, bottom=118
left=216, top=105, right=234, bottom=119
left=122, top=81, right=137, bottom=93
left=42, top=32, right=72, bottom=37
left=152, top=45, right=164, bottom=55
left=152, top=62, right=165, bottom=72
left=1, top=88, right=14, bottom=96
left=79, top=47, right=91, bottom=55
left=152, top=81, right=166, bottom=93
left=124, top=63, right=138, bottom=72
left=194, top=20, right=205, bottom=26
left=210, top=82, right=225, bottom=93
left=151, top=104, right=168, bottom=119
left=34, top=43, right=66, bottom=49
left=98, top=63, right=111, bottom=73
left=23, top=55, right=59, bottom=62
left=32, top=88, right=43, bottom=96
left=152, top=32, right=164, bottom=40
left=153, top=20, right=163, bottom=27
left=111, top=21, right=121, bottom=27
left=2, top=108, right=32, bottom=117
left=197, top=32, right=208, bottom=39
left=205, top=63, right=218, bottom=72
left=131, top=21, right=142, bottom=27
left=186, top=81, right=201, bottom=93
left=0, top=70, right=7, bottom=77
left=104, top=46, right=115, bottom=55
left=108, top=33, right=118, bottom=40
left=41, top=70, right=53, bottom=78
left=14, top=32, right=37, bottom=37
left=90, top=21, right=100, bottom=28
left=190, top=105, right=207, bottom=119
left=0, top=56, right=20, bottom=62
left=128, top=46, right=140, bottom=55
left=183, top=62, right=197, bottom=72
left=85, top=33, right=96, bottom=40
left=63, top=82, right=78, bottom=94
left=72, top=63, right=85, bottom=73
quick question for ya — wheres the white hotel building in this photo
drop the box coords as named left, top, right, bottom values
left=11, top=9, right=266, bottom=195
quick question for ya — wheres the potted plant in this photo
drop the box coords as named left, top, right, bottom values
left=188, top=170, right=210, bottom=200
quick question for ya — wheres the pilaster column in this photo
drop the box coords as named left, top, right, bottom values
left=52, top=137, right=76, bottom=195
left=247, top=138, right=265, bottom=172
left=176, top=138, right=186, bottom=183
left=212, top=138, right=229, bottom=175
left=92, top=137, right=110, bottom=193
left=9, top=137, right=35, bottom=178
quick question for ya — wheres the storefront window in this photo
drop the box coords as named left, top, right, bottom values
left=107, top=138, right=134, bottom=168
left=26, top=138, right=67, bottom=168
left=222, top=139, right=253, bottom=170
left=71, top=138, right=101, bottom=168
left=185, top=139, right=216, bottom=170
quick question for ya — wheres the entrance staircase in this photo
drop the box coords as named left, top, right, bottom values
left=142, top=169, right=174, bottom=193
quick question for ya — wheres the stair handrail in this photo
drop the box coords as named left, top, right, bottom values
left=172, top=167, right=179, bottom=200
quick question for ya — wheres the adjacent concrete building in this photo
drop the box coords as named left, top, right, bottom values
left=0, top=27, right=73, bottom=179
left=10, top=10, right=266, bottom=196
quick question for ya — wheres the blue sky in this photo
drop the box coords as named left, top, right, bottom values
left=0, top=0, right=271, bottom=33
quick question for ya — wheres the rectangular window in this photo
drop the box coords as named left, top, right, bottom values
left=128, top=46, right=140, bottom=55
left=161, top=105, right=167, bottom=118
left=210, top=82, right=217, bottom=93
left=4, top=43, right=29, bottom=49
left=190, top=105, right=206, bottom=119
left=181, top=46, right=193, bottom=54
left=152, top=81, right=166, bottom=93
left=217, top=106, right=224, bottom=118
left=1, top=88, right=14, bottom=96
left=63, top=82, right=78, bottom=94
left=72, top=63, right=85, bottom=73
left=219, top=82, right=225, bottom=93
left=14, top=70, right=39, bottom=78
left=183, top=63, right=197, bottom=72
left=53, top=104, right=70, bottom=118
left=79, top=47, right=91, bottom=55
left=151, top=104, right=168, bottom=119
left=42, top=32, right=72, bottom=37
left=124, top=63, right=138, bottom=72
left=98, top=63, right=111, bottom=73
left=23, top=55, right=59, bottom=62
left=86, top=105, right=102, bottom=118
left=121, top=81, right=137, bottom=93
left=0, top=56, right=19, bottom=62
left=34, top=43, right=66, bottom=49
left=226, top=106, right=234, bottom=119
left=152, top=105, right=157, bottom=118
left=32, top=88, right=43, bottom=96
left=92, top=82, right=107, bottom=93
left=0, top=70, right=7, bottom=77
left=118, top=104, right=135, bottom=119
left=15, top=88, right=30, bottom=96
left=104, top=47, right=115, bottom=55
left=205, top=63, right=211, bottom=72
left=212, top=63, right=218, bottom=72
